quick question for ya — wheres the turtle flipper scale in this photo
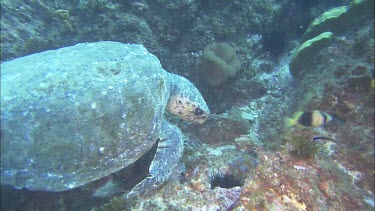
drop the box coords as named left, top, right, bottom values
left=127, top=120, right=184, bottom=199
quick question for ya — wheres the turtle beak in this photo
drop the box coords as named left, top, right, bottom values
left=196, top=114, right=209, bottom=124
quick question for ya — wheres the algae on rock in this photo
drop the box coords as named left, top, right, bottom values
left=302, top=0, right=374, bottom=41
left=289, top=32, right=334, bottom=78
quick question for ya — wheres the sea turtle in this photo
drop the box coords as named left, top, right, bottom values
left=0, top=41, right=210, bottom=198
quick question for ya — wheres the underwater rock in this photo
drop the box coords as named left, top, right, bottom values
left=302, top=6, right=347, bottom=42
left=346, top=65, right=373, bottom=92
left=190, top=179, right=207, bottom=192
left=302, top=0, right=374, bottom=41
left=289, top=32, right=334, bottom=78
left=347, top=0, right=375, bottom=23
left=186, top=116, right=249, bottom=145
left=92, top=181, right=122, bottom=198
left=200, top=42, right=241, bottom=86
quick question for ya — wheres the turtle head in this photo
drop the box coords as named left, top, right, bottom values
left=167, top=74, right=210, bottom=124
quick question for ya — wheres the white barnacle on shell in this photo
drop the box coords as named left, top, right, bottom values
left=91, top=102, right=97, bottom=109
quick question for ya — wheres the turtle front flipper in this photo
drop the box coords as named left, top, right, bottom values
left=127, top=120, right=184, bottom=199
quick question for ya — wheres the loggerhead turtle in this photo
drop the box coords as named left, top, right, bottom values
left=0, top=41, right=209, bottom=198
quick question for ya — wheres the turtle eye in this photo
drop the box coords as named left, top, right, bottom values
left=194, top=108, right=204, bottom=116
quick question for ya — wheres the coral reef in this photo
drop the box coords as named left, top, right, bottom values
left=283, top=131, right=319, bottom=159
left=54, top=9, right=73, bottom=32
left=184, top=115, right=249, bottom=146
left=1, top=0, right=373, bottom=210
left=302, top=6, right=348, bottom=41
left=302, top=0, right=374, bottom=41
left=346, top=65, right=373, bottom=92
left=200, top=42, right=241, bottom=86
left=289, top=31, right=334, bottom=77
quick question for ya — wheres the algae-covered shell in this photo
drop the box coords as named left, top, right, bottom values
left=1, top=42, right=170, bottom=191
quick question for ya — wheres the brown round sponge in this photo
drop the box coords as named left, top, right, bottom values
left=200, top=42, right=241, bottom=86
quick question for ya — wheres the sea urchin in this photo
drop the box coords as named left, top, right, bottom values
left=209, top=172, right=243, bottom=190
